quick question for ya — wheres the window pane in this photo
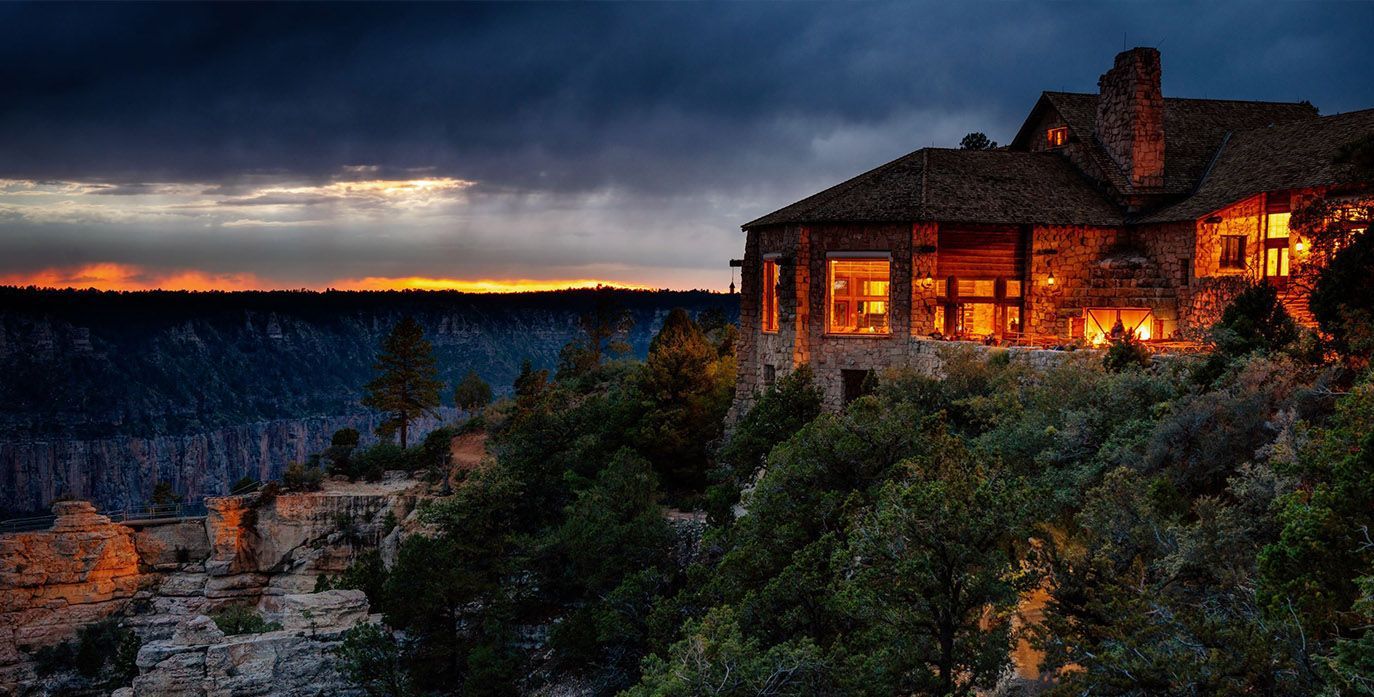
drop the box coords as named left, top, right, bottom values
left=1267, top=212, right=1290, bottom=239
left=935, top=279, right=948, bottom=297
left=1005, top=306, right=1022, bottom=334
left=827, top=259, right=891, bottom=334
left=956, top=279, right=995, bottom=297
left=762, top=259, right=779, bottom=332
left=1005, top=279, right=1022, bottom=298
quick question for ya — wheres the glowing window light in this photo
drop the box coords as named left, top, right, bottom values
left=761, top=258, right=779, bottom=333
left=827, top=258, right=891, bottom=335
left=1084, top=308, right=1155, bottom=345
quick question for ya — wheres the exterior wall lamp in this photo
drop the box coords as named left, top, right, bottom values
left=1046, top=270, right=1056, bottom=286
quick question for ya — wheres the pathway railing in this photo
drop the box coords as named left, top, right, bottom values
left=0, top=478, right=265, bottom=534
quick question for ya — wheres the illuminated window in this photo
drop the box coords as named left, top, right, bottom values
left=1005, top=279, right=1022, bottom=299
left=1267, top=212, right=1291, bottom=239
left=1220, top=236, right=1247, bottom=269
left=956, top=279, right=996, bottom=297
left=827, top=258, right=890, bottom=335
left=1005, top=306, right=1022, bottom=334
left=1084, top=308, right=1155, bottom=345
left=761, top=258, right=779, bottom=333
left=1046, top=127, right=1069, bottom=148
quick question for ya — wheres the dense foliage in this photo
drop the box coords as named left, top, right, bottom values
left=331, top=283, right=1372, bottom=695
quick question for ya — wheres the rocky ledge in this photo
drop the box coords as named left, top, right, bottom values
left=0, top=476, right=428, bottom=694
left=119, top=590, right=372, bottom=697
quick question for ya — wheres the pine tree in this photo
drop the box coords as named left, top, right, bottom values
left=362, top=317, right=442, bottom=449
left=453, top=370, right=493, bottom=416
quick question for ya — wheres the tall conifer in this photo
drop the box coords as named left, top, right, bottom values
left=362, top=317, right=442, bottom=448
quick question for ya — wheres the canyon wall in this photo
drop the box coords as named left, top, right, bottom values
left=0, top=288, right=737, bottom=513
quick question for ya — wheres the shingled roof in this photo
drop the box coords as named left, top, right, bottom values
left=1014, top=92, right=1318, bottom=195
left=743, top=148, right=1123, bottom=229
left=1138, top=108, right=1374, bottom=223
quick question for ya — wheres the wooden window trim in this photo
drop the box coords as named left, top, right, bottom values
left=1220, top=235, right=1247, bottom=270
left=761, top=256, right=780, bottom=334
left=825, top=254, right=892, bottom=338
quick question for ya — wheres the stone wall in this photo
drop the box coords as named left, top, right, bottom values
left=733, top=220, right=1196, bottom=410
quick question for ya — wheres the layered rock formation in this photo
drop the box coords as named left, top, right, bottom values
left=0, top=477, right=427, bottom=694
left=124, top=591, right=371, bottom=697
left=0, top=500, right=153, bottom=687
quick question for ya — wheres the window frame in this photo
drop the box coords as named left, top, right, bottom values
left=934, top=275, right=1025, bottom=338
left=761, top=254, right=780, bottom=334
left=1046, top=126, right=1069, bottom=149
left=824, top=252, right=892, bottom=337
left=1219, top=235, right=1247, bottom=270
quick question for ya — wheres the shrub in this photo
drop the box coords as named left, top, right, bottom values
left=1212, top=281, right=1299, bottom=356
left=148, top=481, right=181, bottom=506
left=282, top=461, right=324, bottom=492
left=335, top=623, right=412, bottom=697
left=709, top=364, right=823, bottom=525
left=210, top=605, right=282, bottom=635
left=324, top=428, right=362, bottom=478
left=1103, top=335, right=1151, bottom=372
left=1311, top=227, right=1374, bottom=363
left=333, top=550, right=390, bottom=614
left=32, top=619, right=140, bottom=685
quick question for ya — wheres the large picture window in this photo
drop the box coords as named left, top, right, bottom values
left=827, top=257, right=890, bottom=335
left=761, top=258, right=779, bottom=333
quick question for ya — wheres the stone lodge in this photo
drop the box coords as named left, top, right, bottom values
left=733, top=47, right=1374, bottom=409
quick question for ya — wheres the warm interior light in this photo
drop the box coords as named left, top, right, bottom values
left=827, top=258, right=891, bottom=335
left=1084, top=308, right=1155, bottom=345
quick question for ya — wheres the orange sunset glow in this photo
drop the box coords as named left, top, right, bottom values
left=0, top=263, right=653, bottom=294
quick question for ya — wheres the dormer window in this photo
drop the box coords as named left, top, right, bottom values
left=1046, top=127, right=1069, bottom=148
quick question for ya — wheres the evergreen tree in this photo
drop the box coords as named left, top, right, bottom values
left=635, top=308, right=735, bottom=491
left=959, top=131, right=998, bottom=150
left=1310, top=227, right=1374, bottom=363
left=361, top=317, right=442, bottom=448
left=558, top=293, right=634, bottom=378
left=453, top=369, right=493, bottom=416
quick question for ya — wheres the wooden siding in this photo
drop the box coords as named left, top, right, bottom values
left=937, top=225, right=1026, bottom=278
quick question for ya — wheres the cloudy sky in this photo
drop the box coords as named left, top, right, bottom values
left=2, top=2, right=1372, bottom=292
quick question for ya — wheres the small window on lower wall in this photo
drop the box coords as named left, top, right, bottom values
left=841, top=369, right=875, bottom=405
left=827, top=258, right=891, bottom=335
left=1084, top=308, right=1155, bottom=345
left=763, top=364, right=776, bottom=390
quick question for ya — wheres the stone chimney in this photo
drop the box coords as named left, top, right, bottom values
left=1095, top=47, right=1165, bottom=189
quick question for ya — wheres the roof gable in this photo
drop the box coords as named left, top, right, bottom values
left=1009, top=91, right=1318, bottom=195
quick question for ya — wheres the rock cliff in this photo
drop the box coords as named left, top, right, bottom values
left=0, top=477, right=427, bottom=694
left=0, top=287, right=737, bottom=513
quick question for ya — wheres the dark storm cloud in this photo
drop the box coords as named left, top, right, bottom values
left=1, top=2, right=1372, bottom=289
left=4, top=2, right=1369, bottom=195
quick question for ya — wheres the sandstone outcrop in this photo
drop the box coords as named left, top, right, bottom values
left=0, top=478, right=428, bottom=694
left=0, top=501, right=153, bottom=687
